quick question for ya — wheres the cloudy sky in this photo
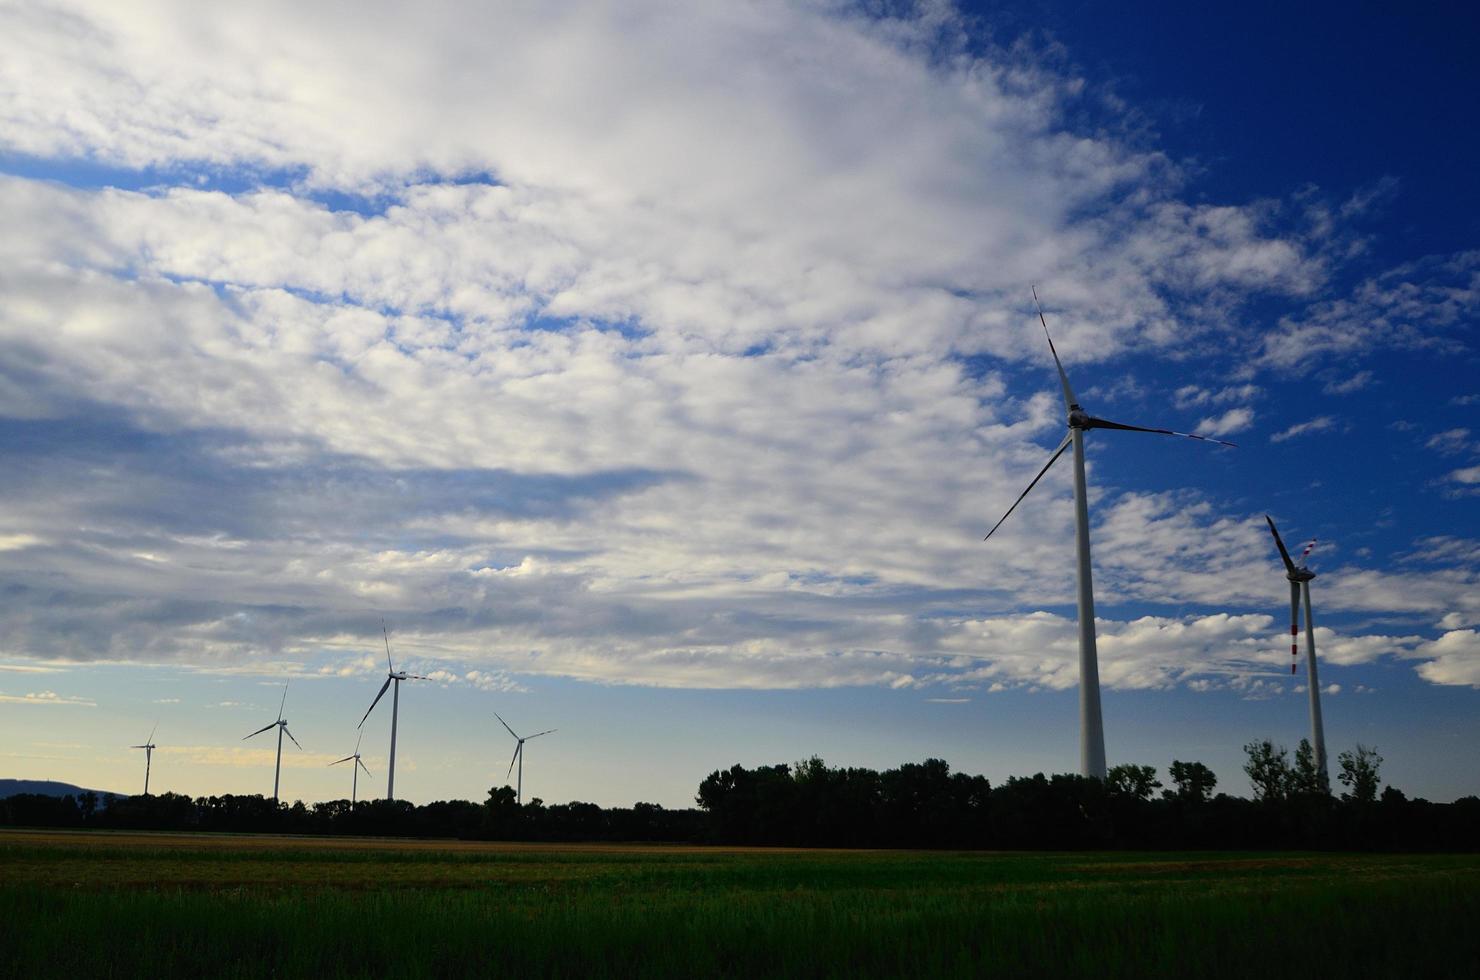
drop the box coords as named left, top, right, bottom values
left=1, top=0, right=1476, bottom=806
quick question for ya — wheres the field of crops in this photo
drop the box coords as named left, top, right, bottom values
left=2, top=830, right=1478, bottom=978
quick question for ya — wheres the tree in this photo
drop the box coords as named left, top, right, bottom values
left=1105, top=764, right=1161, bottom=801
left=1243, top=740, right=1292, bottom=802
left=1164, top=760, right=1217, bottom=804
left=1337, top=744, right=1383, bottom=804
left=1290, top=738, right=1330, bottom=797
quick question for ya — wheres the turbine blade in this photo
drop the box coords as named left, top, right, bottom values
left=525, top=729, right=556, bottom=740
left=243, top=722, right=276, bottom=740
left=358, top=758, right=372, bottom=776
left=494, top=711, right=519, bottom=740
left=130, top=744, right=149, bottom=749
left=983, top=434, right=1073, bottom=542
left=1266, top=516, right=1297, bottom=574
left=506, top=743, right=521, bottom=781
left=284, top=726, right=303, bottom=750
left=1084, top=416, right=1237, bottom=448
left=330, top=756, right=353, bottom=766
left=406, top=674, right=429, bottom=680
left=1033, top=285, right=1079, bottom=411
left=147, top=721, right=158, bottom=744
left=359, top=677, right=393, bottom=728
left=354, top=730, right=363, bottom=754
left=382, top=618, right=394, bottom=674
left=278, top=682, right=289, bottom=723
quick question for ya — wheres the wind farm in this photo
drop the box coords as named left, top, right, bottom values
left=3, top=2, right=1478, bottom=978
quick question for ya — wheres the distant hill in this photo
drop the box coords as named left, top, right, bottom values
left=0, top=779, right=122, bottom=800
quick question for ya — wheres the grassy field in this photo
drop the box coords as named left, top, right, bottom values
left=2, top=830, right=1478, bottom=978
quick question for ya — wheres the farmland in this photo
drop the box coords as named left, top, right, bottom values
left=2, top=830, right=1478, bottom=978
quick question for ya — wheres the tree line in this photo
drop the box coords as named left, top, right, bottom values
left=3, top=740, right=1476, bottom=850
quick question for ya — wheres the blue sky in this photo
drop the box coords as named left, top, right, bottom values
left=0, top=0, right=1476, bottom=807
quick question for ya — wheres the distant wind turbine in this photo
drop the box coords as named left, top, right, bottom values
left=243, top=682, right=301, bottom=805
left=494, top=712, right=555, bottom=805
left=1266, top=515, right=1328, bottom=785
left=329, top=731, right=373, bottom=806
left=130, top=722, right=158, bottom=796
left=358, top=621, right=427, bottom=801
left=983, top=288, right=1235, bottom=780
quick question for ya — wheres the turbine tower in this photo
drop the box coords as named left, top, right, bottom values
left=243, top=682, right=301, bottom=804
left=1266, top=515, right=1328, bottom=785
left=358, top=621, right=426, bottom=801
left=984, top=288, right=1235, bottom=779
left=494, top=712, right=555, bottom=805
left=330, top=731, right=373, bottom=806
left=130, top=722, right=158, bottom=796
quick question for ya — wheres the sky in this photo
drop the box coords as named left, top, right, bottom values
left=0, top=0, right=1477, bottom=808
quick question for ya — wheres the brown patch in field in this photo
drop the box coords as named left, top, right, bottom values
left=1077, top=858, right=1327, bottom=875
left=0, top=828, right=872, bottom=856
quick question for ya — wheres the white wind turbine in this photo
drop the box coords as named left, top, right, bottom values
left=243, top=682, right=301, bottom=804
left=130, top=722, right=158, bottom=796
left=1266, top=515, right=1328, bottom=784
left=358, top=621, right=427, bottom=801
left=494, top=712, right=555, bottom=805
left=983, top=289, right=1235, bottom=779
left=329, top=731, right=373, bottom=806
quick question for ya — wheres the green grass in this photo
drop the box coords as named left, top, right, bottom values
left=2, top=831, right=1478, bottom=978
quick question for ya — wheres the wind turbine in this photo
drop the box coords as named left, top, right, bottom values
left=1266, top=515, right=1328, bottom=785
left=330, top=731, right=373, bottom=806
left=494, top=712, right=555, bottom=805
left=983, top=288, right=1235, bottom=780
left=243, top=682, right=301, bottom=805
left=358, top=621, right=427, bottom=801
left=130, top=722, right=158, bottom=796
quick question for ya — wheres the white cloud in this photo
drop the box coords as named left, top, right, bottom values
left=1195, top=407, right=1254, bottom=437
left=1270, top=415, right=1336, bottom=442
left=0, top=0, right=1470, bottom=700
left=1173, top=384, right=1260, bottom=409
left=1410, top=630, right=1480, bottom=688
left=1322, top=370, right=1373, bottom=395
left=0, top=690, right=96, bottom=706
left=1260, top=251, right=1480, bottom=371
left=1425, top=428, right=1472, bottom=455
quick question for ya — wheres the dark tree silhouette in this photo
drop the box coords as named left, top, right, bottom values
left=1338, top=744, right=1383, bottom=804
left=1291, top=739, right=1330, bottom=797
left=1106, top=764, right=1161, bottom=801
left=1165, top=761, right=1217, bottom=804
left=1243, top=740, right=1292, bottom=803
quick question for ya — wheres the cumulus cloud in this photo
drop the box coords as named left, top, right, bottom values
left=1173, top=384, right=1261, bottom=409
left=1425, top=428, right=1473, bottom=455
left=0, top=0, right=1470, bottom=701
left=0, top=690, right=96, bottom=706
left=1322, top=370, right=1373, bottom=395
left=1270, top=415, right=1337, bottom=442
left=1195, top=407, right=1254, bottom=437
left=1260, top=251, right=1480, bottom=371
left=1409, top=630, right=1480, bottom=688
